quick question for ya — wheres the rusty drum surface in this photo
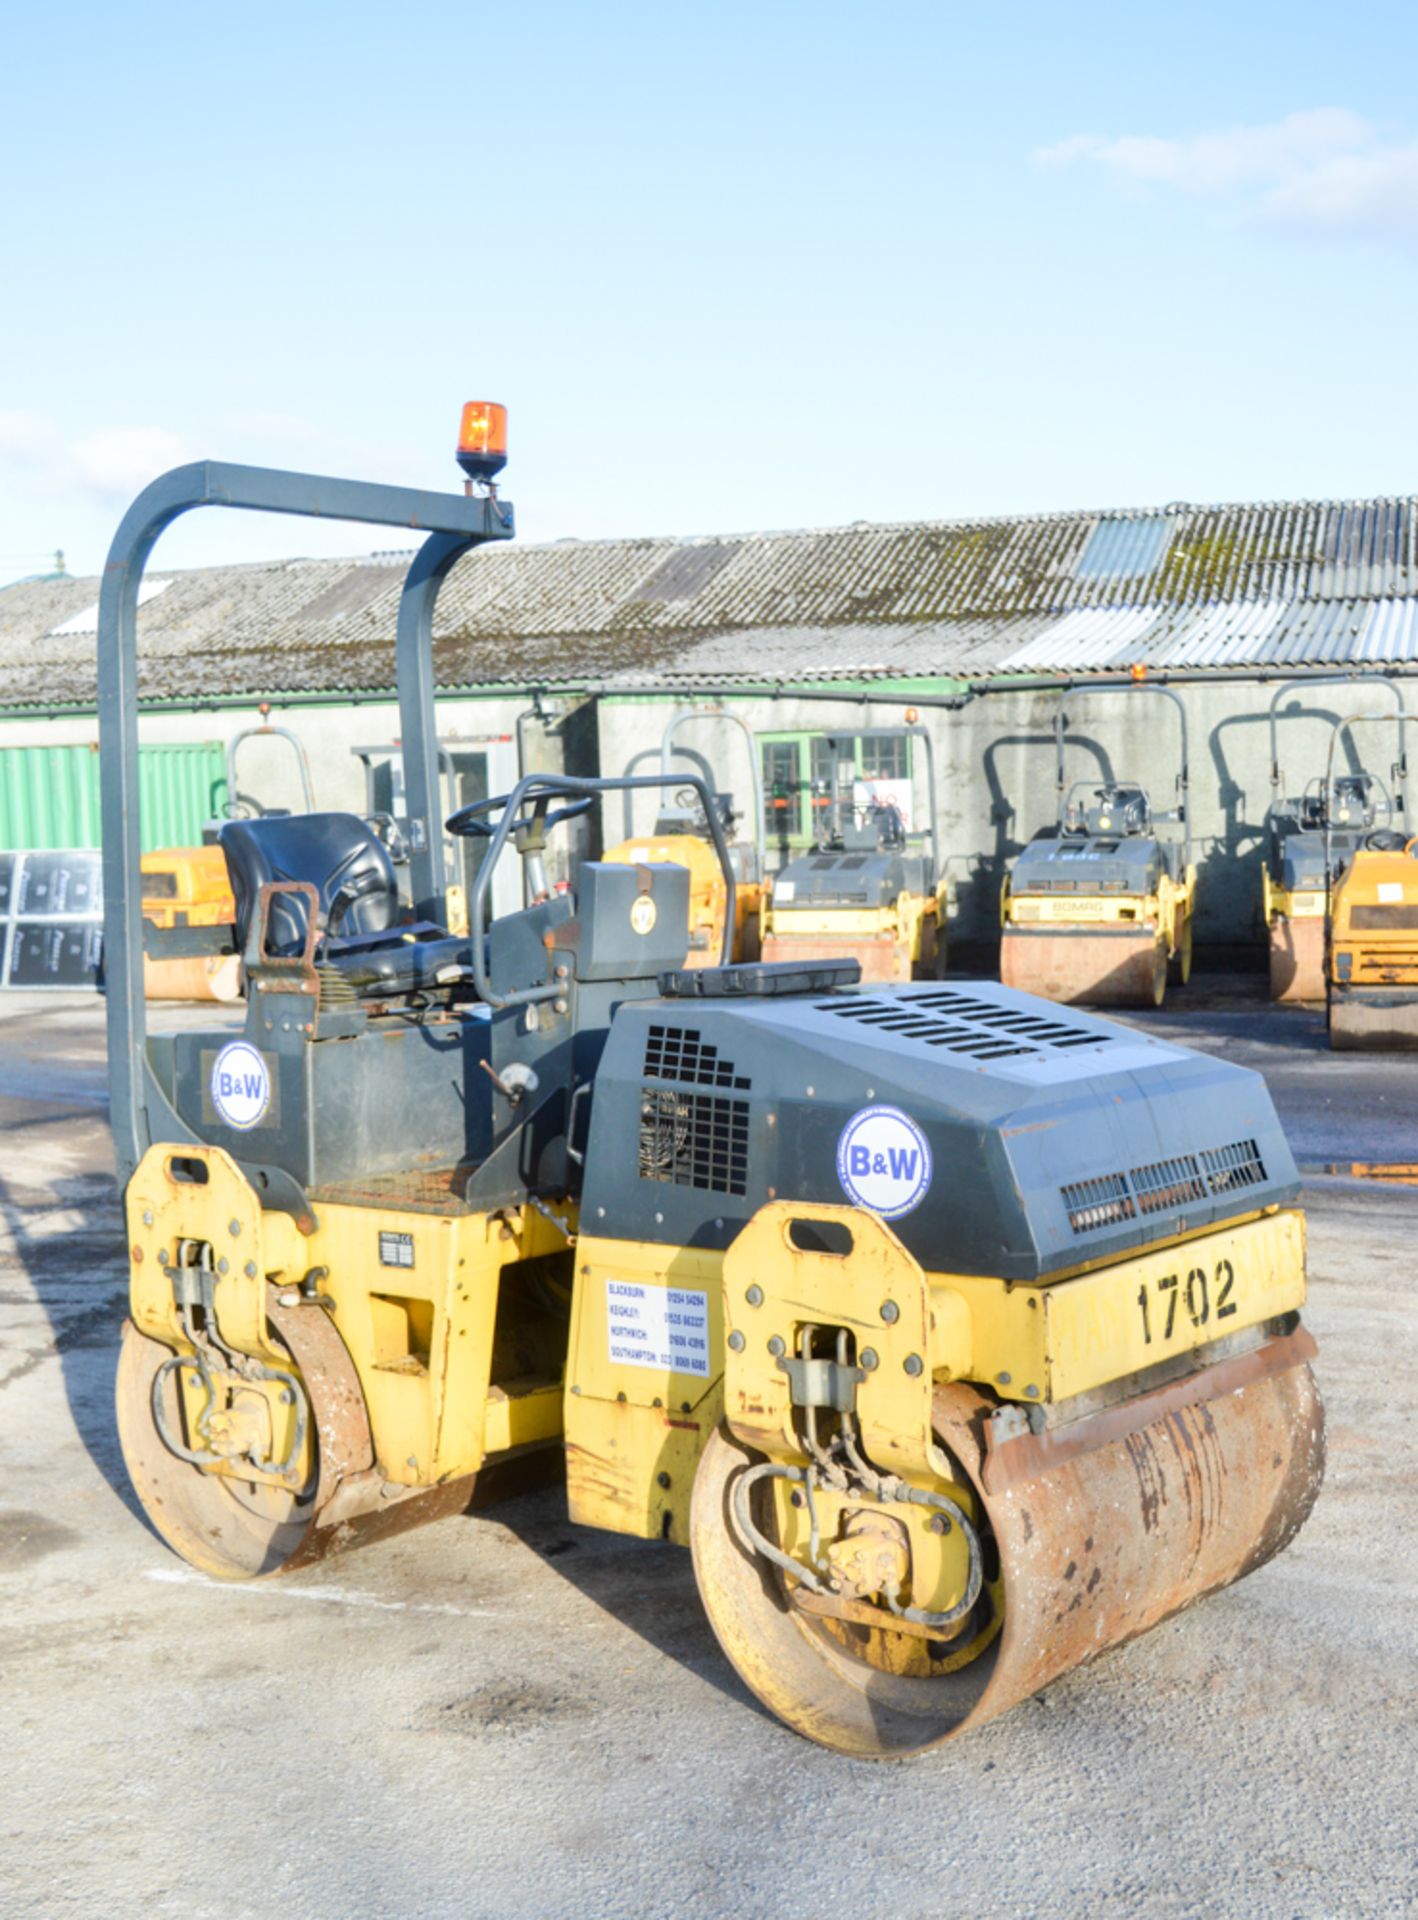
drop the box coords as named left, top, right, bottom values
left=1270, top=916, right=1325, bottom=1003
left=691, top=1347, right=1325, bottom=1758
left=1000, top=925, right=1165, bottom=1008
left=762, top=931, right=910, bottom=984
left=937, top=1355, right=1325, bottom=1739
left=1328, top=986, right=1418, bottom=1050
left=117, top=1286, right=478, bottom=1580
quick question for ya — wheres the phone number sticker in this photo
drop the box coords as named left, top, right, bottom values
left=605, top=1280, right=710, bottom=1377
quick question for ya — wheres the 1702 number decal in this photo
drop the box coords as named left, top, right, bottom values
left=1136, top=1258, right=1237, bottom=1345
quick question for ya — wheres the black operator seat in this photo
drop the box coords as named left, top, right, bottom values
left=219, top=813, right=474, bottom=997
left=1083, top=783, right=1150, bottom=836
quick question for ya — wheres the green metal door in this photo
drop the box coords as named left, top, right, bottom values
left=0, top=742, right=228, bottom=852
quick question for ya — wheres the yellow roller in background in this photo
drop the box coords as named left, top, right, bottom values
left=141, top=845, right=240, bottom=1002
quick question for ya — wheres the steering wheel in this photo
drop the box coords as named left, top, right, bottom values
left=1363, top=828, right=1407, bottom=852
left=446, top=789, right=595, bottom=841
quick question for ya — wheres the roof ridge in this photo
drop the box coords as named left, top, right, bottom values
left=13, top=491, right=1418, bottom=590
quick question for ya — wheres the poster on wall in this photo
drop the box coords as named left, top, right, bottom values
left=853, top=776, right=916, bottom=833
left=0, top=851, right=105, bottom=991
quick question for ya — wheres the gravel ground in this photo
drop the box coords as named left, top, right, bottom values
left=1, top=989, right=1416, bottom=1920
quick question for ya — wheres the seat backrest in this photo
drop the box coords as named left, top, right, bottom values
left=219, top=813, right=398, bottom=957
left=1083, top=784, right=1150, bottom=837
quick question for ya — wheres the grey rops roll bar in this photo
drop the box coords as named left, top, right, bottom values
left=658, top=706, right=766, bottom=873
left=96, top=459, right=513, bottom=1184
left=1053, top=680, right=1191, bottom=868
left=1323, top=713, right=1418, bottom=905
left=1268, top=672, right=1408, bottom=816
left=828, top=726, right=940, bottom=866
left=809, top=721, right=944, bottom=875
left=225, top=719, right=316, bottom=817
left=463, top=770, right=737, bottom=1009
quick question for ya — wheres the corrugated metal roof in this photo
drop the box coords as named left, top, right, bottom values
left=1074, top=516, right=1173, bottom=583
left=5, top=492, right=1418, bottom=709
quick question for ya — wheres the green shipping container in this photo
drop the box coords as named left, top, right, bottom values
left=0, top=743, right=228, bottom=852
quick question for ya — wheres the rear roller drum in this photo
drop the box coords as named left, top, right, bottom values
left=116, top=1285, right=472, bottom=1579
left=690, top=1361, right=1324, bottom=1758
left=116, top=1316, right=322, bottom=1578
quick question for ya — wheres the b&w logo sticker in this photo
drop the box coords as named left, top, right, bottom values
left=210, top=1041, right=272, bottom=1131
left=836, top=1105, right=932, bottom=1218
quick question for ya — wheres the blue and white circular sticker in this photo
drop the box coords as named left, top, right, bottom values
left=836, top=1105, right=933, bottom=1218
left=211, top=1040, right=272, bottom=1131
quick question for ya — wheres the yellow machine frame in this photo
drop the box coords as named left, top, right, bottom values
left=1261, top=867, right=1326, bottom=931
left=126, top=1146, right=1305, bottom=1585
left=562, top=1197, right=1304, bottom=1561
left=1002, top=865, right=1194, bottom=955
left=1000, top=865, right=1196, bottom=1004
left=125, top=1145, right=571, bottom=1524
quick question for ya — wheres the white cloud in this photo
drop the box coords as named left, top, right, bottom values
left=70, top=426, right=188, bottom=498
left=0, top=412, right=190, bottom=503
left=0, top=410, right=59, bottom=466
left=1035, top=109, right=1418, bottom=241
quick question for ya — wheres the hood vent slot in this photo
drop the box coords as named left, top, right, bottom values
left=1061, top=1173, right=1135, bottom=1232
left=816, top=991, right=1111, bottom=1061
left=1202, top=1139, right=1266, bottom=1194
left=1131, top=1155, right=1208, bottom=1214
left=1064, top=1140, right=1270, bottom=1233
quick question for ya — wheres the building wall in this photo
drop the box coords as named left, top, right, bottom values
left=0, top=695, right=526, bottom=815
left=598, top=680, right=1409, bottom=960
left=0, top=692, right=567, bottom=915
left=2, top=676, right=1403, bottom=960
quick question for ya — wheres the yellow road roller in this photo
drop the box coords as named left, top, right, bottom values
left=1326, top=711, right=1418, bottom=1049
left=140, top=844, right=240, bottom=1002
left=1001, top=679, right=1195, bottom=1008
left=101, top=430, right=1323, bottom=1758
left=604, top=706, right=765, bottom=966
left=1264, top=674, right=1408, bottom=1003
left=141, top=708, right=317, bottom=1002
left=760, top=727, right=949, bottom=983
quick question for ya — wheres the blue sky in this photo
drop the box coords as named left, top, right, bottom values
left=4, top=0, right=1418, bottom=582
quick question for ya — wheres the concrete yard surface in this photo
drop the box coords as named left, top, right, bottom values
left=1, top=991, right=1416, bottom=1920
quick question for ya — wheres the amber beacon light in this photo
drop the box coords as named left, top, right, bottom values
left=456, top=401, right=508, bottom=486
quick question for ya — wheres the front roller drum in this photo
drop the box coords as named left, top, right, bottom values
left=1270, top=915, right=1325, bottom=1003
left=1328, top=984, right=1418, bottom=1050
left=762, top=930, right=911, bottom=985
left=142, top=952, right=242, bottom=1004
left=1000, top=924, right=1166, bottom=1008
left=116, top=1287, right=475, bottom=1579
left=690, top=1353, right=1324, bottom=1758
